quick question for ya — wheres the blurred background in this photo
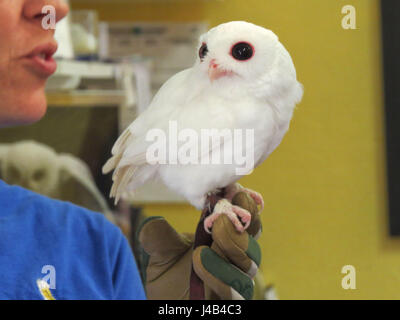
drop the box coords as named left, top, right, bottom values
left=0, top=0, right=398, bottom=299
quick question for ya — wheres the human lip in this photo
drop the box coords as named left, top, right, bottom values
left=22, top=42, right=58, bottom=76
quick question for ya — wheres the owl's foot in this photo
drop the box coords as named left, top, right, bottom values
left=204, top=199, right=251, bottom=234
left=225, top=183, right=264, bottom=213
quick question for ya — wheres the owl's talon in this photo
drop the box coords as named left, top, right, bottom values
left=246, top=190, right=264, bottom=213
left=204, top=198, right=251, bottom=234
left=225, top=183, right=264, bottom=214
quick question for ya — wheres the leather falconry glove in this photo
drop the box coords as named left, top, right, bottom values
left=137, top=191, right=262, bottom=300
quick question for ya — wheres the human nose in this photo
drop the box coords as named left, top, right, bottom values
left=23, top=0, right=69, bottom=26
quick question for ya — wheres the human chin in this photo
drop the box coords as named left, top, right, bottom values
left=12, top=85, right=48, bottom=126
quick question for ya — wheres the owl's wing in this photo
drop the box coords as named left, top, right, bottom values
left=59, top=153, right=114, bottom=222
left=254, top=120, right=290, bottom=169
left=102, top=69, right=195, bottom=203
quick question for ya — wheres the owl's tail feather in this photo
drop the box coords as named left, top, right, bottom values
left=102, top=154, right=122, bottom=174
left=104, top=128, right=151, bottom=204
left=111, top=127, right=131, bottom=155
left=110, top=165, right=138, bottom=205
left=103, top=128, right=133, bottom=175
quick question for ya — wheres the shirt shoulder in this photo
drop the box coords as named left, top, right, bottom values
left=0, top=179, right=113, bottom=235
left=0, top=180, right=146, bottom=300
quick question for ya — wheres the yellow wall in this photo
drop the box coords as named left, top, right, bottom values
left=72, top=0, right=398, bottom=299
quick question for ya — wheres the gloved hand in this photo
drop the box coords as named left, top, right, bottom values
left=136, top=191, right=262, bottom=300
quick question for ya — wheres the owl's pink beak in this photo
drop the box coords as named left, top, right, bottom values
left=208, top=60, right=233, bottom=82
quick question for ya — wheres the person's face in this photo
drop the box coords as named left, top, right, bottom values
left=0, top=0, right=69, bottom=127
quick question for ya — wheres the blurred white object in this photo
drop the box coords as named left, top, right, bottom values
left=45, top=74, right=81, bottom=91
left=0, top=141, right=114, bottom=222
left=264, top=286, right=279, bottom=300
left=53, top=0, right=74, bottom=59
left=98, top=22, right=110, bottom=61
left=132, top=62, right=152, bottom=114
left=126, top=59, right=152, bottom=115
left=70, top=10, right=99, bottom=56
left=104, top=22, right=207, bottom=86
left=46, top=60, right=116, bottom=91
left=71, top=23, right=98, bottom=55
left=115, top=58, right=152, bottom=129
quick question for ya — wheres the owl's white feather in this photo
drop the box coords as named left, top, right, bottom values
left=103, top=21, right=303, bottom=208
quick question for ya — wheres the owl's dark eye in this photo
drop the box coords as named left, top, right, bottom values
left=8, top=166, right=20, bottom=181
left=199, top=43, right=208, bottom=61
left=33, top=169, right=46, bottom=181
left=231, top=42, right=254, bottom=61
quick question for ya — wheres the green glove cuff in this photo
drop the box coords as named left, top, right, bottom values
left=193, top=214, right=262, bottom=300
left=198, top=246, right=254, bottom=300
left=247, top=235, right=262, bottom=268
left=136, top=216, right=164, bottom=284
left=211, top=214, right=261, bottom=278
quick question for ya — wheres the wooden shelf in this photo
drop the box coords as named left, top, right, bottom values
left=46, top=90, right=125, bottom=107
left=53, top=59, right=116, bottom=78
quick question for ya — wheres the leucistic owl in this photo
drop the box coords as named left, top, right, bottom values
left=103, top=21, right=303, bottom=232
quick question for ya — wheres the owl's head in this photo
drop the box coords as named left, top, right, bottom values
left=1, top=140, right=59, bottom=196
left=194, top=21, right=303, bottom=103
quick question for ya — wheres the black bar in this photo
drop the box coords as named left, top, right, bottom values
left=381, top=0, right=400, bottom=235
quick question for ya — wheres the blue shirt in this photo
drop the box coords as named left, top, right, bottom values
left=0, top=179, right=146, bottom=300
